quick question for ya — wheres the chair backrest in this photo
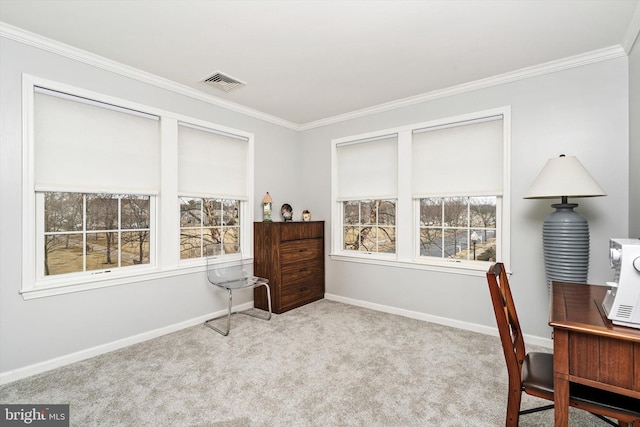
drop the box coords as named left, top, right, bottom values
left=486, top=263, right=527, bottom=384
left=205, top=251, right=249, bottom=287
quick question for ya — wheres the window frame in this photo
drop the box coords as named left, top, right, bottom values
left=178, top=196, right=242, bottom=260
left=35, top=192, right=156, bottom=280
left=416, top=195, right=499, bottom=264
left=21, top=75, right=255, bottom=299
left=330, top=107, right=511, bottom=276
left=341, top=199, right=397, bottom=254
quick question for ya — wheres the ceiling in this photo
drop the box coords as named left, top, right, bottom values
left=1, top=0, right=639, bottom=128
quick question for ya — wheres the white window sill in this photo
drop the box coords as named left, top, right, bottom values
left=329, top=252, right=493, bottom=277
left=21, top=256, right=255, bottom=300
left=20, top=264, right=200, bottom=300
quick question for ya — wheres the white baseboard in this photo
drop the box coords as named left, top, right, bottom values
left=0, top=302, right=253, bottom=385
left=324, top=293, right=553, bottom=349
left=1, top=296, right=552, bottom=385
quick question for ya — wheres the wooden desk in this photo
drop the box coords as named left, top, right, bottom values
left=549, top=282, right=640, bottom=426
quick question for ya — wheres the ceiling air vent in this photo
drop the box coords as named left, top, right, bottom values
left=202, top=71, right=246, bottom=92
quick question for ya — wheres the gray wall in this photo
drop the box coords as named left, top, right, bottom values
left=299, top=57, right=630, bottom=339
left=0, top=37, right=300, bottom=377
left=630, top=37, right=640, bottom=237
left=0, top=34, right=632, bottom=380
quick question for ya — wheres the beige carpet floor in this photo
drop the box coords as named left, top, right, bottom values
left=0, top=299, right=614, bottom=426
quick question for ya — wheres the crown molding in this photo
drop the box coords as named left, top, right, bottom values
left=298, top=45, right=627, bottom=131
left=0, top=22, right=301, bottom=131
left=0, top=22, right=629, bottom=133
left=622, top=1, right=640, bottom=54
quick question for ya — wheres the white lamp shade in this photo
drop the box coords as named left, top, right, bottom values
left=523, top=155, right=606, bottom=199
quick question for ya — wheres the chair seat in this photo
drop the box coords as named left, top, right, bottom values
left=522, top=352, right=555, bottom=395
left=523, top=352, right=640, bottom=416
left=217, top=276, right=268, bottom=290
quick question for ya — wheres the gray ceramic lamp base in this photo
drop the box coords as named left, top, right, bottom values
left=542, top=203, right=589, bottom=289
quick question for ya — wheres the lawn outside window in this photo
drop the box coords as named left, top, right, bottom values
left=42, top=192, right=151, bottom=277
left=21, top=75, right=255, bottom=298
left=331, top=107, right=510, bottom=275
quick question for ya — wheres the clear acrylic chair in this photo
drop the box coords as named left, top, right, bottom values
left=204, top=252, right=272, bottom=336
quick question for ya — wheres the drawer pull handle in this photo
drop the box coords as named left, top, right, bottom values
left=299, top=249, right=307, bottom=252
left=300, top=268, right=308, bottom=272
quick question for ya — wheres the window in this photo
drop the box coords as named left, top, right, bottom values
left=419, top=196, right=496, bottom=261
left=412, top=116, right=504, bottom=265
left=177, top=122, right=250, bottom=261
left=180, top=197, right=240, bottom=259
left=331, top=108, right=510, bottom=273
left=31, top=85, right=159, bottom=285
left=22, top=76, right=255, bottom=298
left=343, top=199, right=396, bottom=253
left=43, top=192, right=151, bottom=276
left=334, top=135, right=398, bottom=255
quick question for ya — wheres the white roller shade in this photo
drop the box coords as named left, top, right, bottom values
left=336, top=135, right=398, bottom=200
left=178, top=123, right=248, bottom=199
left=34, top=88, right=160, bottom=194
left=412, top=117, right=503, bottom=197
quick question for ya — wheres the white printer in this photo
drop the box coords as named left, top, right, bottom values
left=602, top=238, right=640, bottom=329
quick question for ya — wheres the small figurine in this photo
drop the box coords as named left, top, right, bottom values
left=281, top=203, right=293, bottom=221
left=302, top=210, right=311, bottom=222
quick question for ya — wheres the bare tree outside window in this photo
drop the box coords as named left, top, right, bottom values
left=470, top=197, right=497, bottom=240
left=443, top=197, right=467, bottom=258
left=420, top=196, right=496, bottom=261
left=87, top=194, right=118, bottom=268
left=343, top=199, right=396, bottom=253
left=44, top=192, right=83, bottom=275
left=180, top=197, right=240, bottom=259
left=43, top=192, right=151, bottom=276
left=121, top=195, right=151, bottom=265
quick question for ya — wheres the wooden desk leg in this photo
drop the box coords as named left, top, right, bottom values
left=553, top=329, right=570, bottom=427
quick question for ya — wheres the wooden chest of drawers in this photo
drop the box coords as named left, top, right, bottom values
left=253, top=221, right=324, bottom=314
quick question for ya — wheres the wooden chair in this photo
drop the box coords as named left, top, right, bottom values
left=486, top=262, right=640, bottom=427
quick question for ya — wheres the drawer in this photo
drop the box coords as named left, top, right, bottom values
left=280, top=239, right=322, bottom=264
left=280, top=290, right=324, bottom=313
left=280, top=222, right=323, bottom=241
left=281, top=276, right=323, bottom=296
left=280, top=282, right=324, bottom=308
left=281, top=259, right=323, bottom=286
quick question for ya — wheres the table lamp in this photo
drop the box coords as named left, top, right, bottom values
left=524, top=155, right=606, bottom=288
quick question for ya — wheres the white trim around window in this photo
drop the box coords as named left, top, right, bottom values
left=330, top=107, right=511, bottom=276
left=21, top=74, right=255, bottom=299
